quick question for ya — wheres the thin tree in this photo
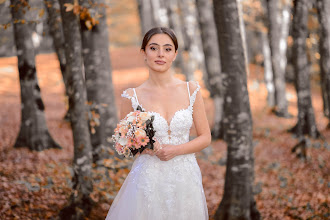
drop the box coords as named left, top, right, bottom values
left=137, top=0, right=156, bottom=35
left=290, top=0, right=320, bottom=139
left=10, top=0, right=61, bottom=151
left=195, top=0, right=223, bottom=139
left=178, top=0, right=205, bottom=81
left=165, top=0, right=186, bottom=74
left=78, top=0, right=119, bottom=163
left=58, top=0, right=93, bottom=218
left=45, top=0, right=67, bottom=80
left=261, top=28, right=275, bottom=106
left=151, top=0, right=169, bottom=27
left=213, top=0, right=260, bottom=219
left=316, top=0, right=330, bottom=128
left=44, top=0, right=70, bottom=120
left=266, top=0, right=291, bottom=117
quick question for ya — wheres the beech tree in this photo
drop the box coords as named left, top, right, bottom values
left=44, top=0, right=71, bottom=120
left=213, top=0, right=260, bottom=219
left=165, top=0, right=186, bottom=73
left=10, top=0, right=61, bottom=151
left=137, top=0, right=156, bottom=35
left=195, top=0, right=223, bottom=139
left=58, top=0, right=93, bottom=218
left=178, top=0, right=204, bottom=81
left=45, top=0, right=66, bottom=80
left=79, top=0, right=119, bottom=163
left=291, top=0, right=320, bottom=139
left=316, top=0, right=330, bottom=127
left=266, top=0, right=291, bottom=117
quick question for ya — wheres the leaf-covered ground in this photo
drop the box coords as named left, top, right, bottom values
left=0, top=49, right=329, bottom=219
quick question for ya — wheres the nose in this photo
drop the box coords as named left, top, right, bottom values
left=158, top=48, right=164, bottom=57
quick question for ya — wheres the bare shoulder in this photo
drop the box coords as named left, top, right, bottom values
left=188, top=80, right=200, bottom=95
left=122, top=88, right=134, bottom=98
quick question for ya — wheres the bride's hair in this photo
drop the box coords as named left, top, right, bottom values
left=141, top=27, right=178, bottom=52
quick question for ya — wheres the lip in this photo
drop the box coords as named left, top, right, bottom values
left=155, top=60, right=166, bottom=65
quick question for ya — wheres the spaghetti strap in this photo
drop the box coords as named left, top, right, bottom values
left=121, top=88, right=139, bottom=111
left=187, top=82, right=190, bottom=99
left=188, top=81, right=201, bottom=110
left=133, top=88, right=140, bottom=105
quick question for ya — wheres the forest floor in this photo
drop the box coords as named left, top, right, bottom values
left=0, top=48, right=329, bottom=220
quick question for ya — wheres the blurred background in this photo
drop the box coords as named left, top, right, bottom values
left=0, top=0, right=329, bottom=219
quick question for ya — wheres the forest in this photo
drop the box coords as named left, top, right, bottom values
left=0, top=0, right=329, bottom=219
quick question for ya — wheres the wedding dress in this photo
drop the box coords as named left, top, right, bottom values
left=106, top=81, right=208, bottom=220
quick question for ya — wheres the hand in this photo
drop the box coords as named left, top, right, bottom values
left=140, top=148, right=155, bottom=156
left=155, top=143, right=178, bottom=161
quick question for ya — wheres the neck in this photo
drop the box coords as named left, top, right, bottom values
left=147, top=69, right=176, bottom=88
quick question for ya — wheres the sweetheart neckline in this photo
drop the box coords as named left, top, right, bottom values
left=138, top=104, right=191, bottom=129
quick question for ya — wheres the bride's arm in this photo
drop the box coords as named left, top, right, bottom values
left=177, top=86, right=211, bottom=155
left=156, top=83, right=211, bottom=161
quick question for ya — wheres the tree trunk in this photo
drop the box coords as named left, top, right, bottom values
left=137, top=0, right=156, bottom=35
left=266, top=0, right=290, bottom=117
left=151, top=0, right=169, bottom=27
left=316, top=0, right=330, bottom=127
left=165, top=0, right=186, bottom=73
left=261, top=30, right=275, bottom=106
left=279, top=0, right=291, bottom=80
left=213, top=0, right=260, bottom=219
left=10, top=0, right=61, bottom=151
left=79, top=0, right=119, bottom=163
left=178, top=0, right=205, bottom=81
left=291, top=0, right=320, bottom=138
left=58, top=0, right=93, bottom=218
left=195, top=0, right=223, bottom=139
left=45, top=0, right=67, bottom=80
left=44, top=0, right=70, bottom=120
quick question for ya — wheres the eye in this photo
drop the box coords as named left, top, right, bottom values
left=165, top=48, right=172, bottom=52
left=150, top=46, right=157, bottom=51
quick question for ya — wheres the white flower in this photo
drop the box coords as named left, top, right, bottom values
left=127, top=115, right=136, bottom=123
left=139, top=112, right=151, bottom=121
left=118, top=137, right=128, bottom=146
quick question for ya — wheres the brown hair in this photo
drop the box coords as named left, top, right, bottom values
left=141, top=27, right=178, bottom=52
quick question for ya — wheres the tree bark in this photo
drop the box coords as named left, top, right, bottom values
left=261, top=30, right=275, bottom=106
left=165, top=0, right=186, bottom=73
left=316, top=0, right=330, bottom=126
left=178, top=0, right=205, bottom=81
left=10, top=0, right=61, bottom=151
left=291, top=0, right=320, bottom=138
left=45, top=0, right=67, bottom=79
left=213, top=0, right=260, bottom=219
left=79, top=0, right=119, bottom=163
left=44, top=0, right=70, bottom=120
left=195, top=0, right=223, bottom=139
left=151, top=0, right=169, bottom=27
left=137, top=0, right=156, bottom=35
left=266, top=0, right=290, bottom=117
left=58, top=0, right=93, bottom=218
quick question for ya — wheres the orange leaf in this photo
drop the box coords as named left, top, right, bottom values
left=39, top=8, right=44, bottom=17
left=64, top=3, right=74, bottom=12
left=85, top=20, right=92, bottom=30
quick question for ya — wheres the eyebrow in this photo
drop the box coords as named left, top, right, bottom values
left=148, top=43, right=173, bottom=47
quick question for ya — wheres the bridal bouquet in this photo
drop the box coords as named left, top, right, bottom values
left=112, top=107, right=156, bottom=158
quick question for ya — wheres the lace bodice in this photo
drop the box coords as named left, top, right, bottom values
left=121, top=81, right=201, bottom=146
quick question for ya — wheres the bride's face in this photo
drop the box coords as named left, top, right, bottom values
left=143, top=34, right=177, bottom=73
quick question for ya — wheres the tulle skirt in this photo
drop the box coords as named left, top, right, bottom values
left=105, top=154, right=208, bottom=220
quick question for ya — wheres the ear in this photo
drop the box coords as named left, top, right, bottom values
left=140, top=49, right=147, bottom=60
left=173, top=50, right=178, bottom=61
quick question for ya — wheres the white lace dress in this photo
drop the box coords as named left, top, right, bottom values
left=106, top=81, right=208, bottom=220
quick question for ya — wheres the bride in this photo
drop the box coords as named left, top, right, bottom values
left=106, top=27, right=211, bottom=220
